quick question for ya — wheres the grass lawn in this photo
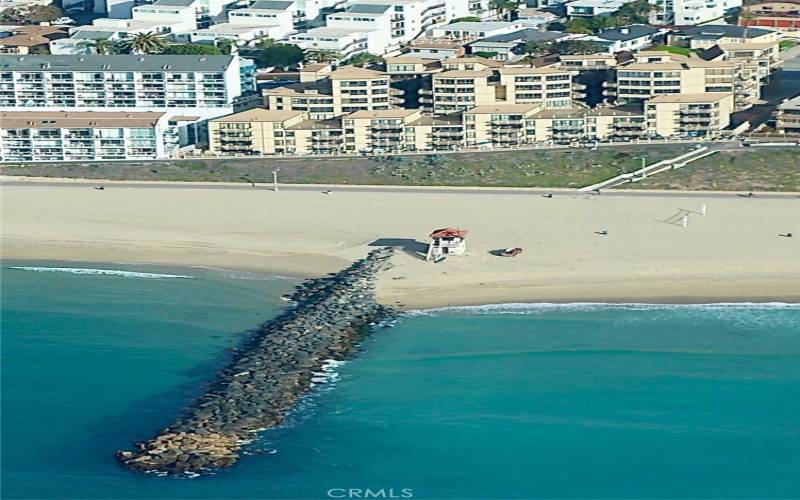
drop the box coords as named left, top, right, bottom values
left=653, top=45, right=695, bottom=56
left=621, top=149, right=800, bottom=192
left=0, top=145, right=692, bottom=189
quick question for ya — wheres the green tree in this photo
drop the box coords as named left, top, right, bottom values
left=253, top=43, right=304, bottom=69
left=615, top=0, right=651, bottom=24
left=79, top=39, right=122, bottom=55
left=344, top=52, right=384, bottom=67
left=551, top=40, right=606, bottom=55
left=122, top=32, right=169, bottom=54
left=451, top=16, right=483, bottom=22
left=162, top=44, right=223, bottom=55
left=565, top=18, right=593, bottom=34
left=304, top=49, right=342, bottom=63
left=520, top=40, right=550, bottom=66
left=0, top=4, right=61, bottom=23
left=490, top=0, right=519, bottom=21
left=216, top=38, right=235, bottom=55
left=473, top=51, right=499, bottom=59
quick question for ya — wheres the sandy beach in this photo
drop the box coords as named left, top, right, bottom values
left=2, top=179, right=798, bottom=308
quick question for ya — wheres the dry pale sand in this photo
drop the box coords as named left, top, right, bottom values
left=2, top=182, right=799, bottom=309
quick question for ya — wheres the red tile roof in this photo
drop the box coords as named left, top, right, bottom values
left=430, top=228, right=469, bottom=238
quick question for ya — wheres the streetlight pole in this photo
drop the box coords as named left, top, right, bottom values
left=272, top=168, right=279, bottom=192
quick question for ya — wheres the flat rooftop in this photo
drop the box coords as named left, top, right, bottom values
left=0, top=54, right=236, bottom=72
left=346, top=109, right=420, bottom=119
left=648, top=92, right=733, bottom=103
left=0, top=111, right=165, bottom=128
left=212, top=108, right=304, bottom=122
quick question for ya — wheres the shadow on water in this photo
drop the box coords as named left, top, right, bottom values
left=369, top=238, right=428, bottom=260
left=48, top=320, right=281, bottom=478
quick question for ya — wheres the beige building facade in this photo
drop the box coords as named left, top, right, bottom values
left=645, top=93, right=734, bottom=138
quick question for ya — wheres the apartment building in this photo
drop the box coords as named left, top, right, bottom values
left=463, top=104, right=541, bottom=147
left=210, top=108, right=304, bottom=155
left=430, top=64, right=574, bottom=114
left=645, top=92, right=733, bottom=137
left=566, top=0, right=630, bottom=17
left=430, top=20, right=547, bottom=42
left=263, top=65, right=392, bottom=118
left=0, top=55, right=245, bottom=120
left=405, top=39, right=465, bottom=60
left=468, top=29, right=566, bottom=62
left=129, top=0, right=200, bottom=33
left=132, top=0, right=240, bottom=26
left=649, top=0, right=742, bottom=25
left=776, top=94, right=800, bottom=135
left=289, top=28, right=371, bottom=59
left=708, top=41, right=781, bottom=80
left=740, top=1, right=800, bottom=36
left=612, top=52, right=760, bottom=111
left=669, top=25, right=778, bottom=50
left=343, top=108, right=423, bottom=152
left=189, top=0, right=297, bottom=43
left=206, top=95, right=730, bottom=157
left=581, top=25, right=665, bottom=54
left=0, top=111, right=173, bottom=161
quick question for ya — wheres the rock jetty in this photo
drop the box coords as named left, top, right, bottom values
left=117, top=248, right=396, bottom=475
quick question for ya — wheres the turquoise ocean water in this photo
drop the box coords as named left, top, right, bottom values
left=2, top=261, right=799, bottom=499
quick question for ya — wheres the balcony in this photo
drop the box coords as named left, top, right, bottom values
left=490, top=120, right=524, bottom=129
left=371, top=124, right=404, bottom=130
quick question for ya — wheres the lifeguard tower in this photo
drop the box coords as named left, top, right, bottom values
left=426, top=228, right=469, bottom=261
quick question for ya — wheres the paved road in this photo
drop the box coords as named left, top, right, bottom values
left=3, top=180, right=798, bottom=199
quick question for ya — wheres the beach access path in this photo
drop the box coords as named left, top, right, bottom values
left=2, top=179, right=798, bottom=309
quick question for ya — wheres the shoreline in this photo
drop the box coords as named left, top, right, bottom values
left=5, top=258, right=799, bottom=310
left=3, top=183, right=798, bottom=310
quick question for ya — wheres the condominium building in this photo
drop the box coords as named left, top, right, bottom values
left=0, top=111, right=173, bottom=161
left=611, top=52, right=760, bottom=111
left=263, top=65, right=392, bottom=118
left=287, top=0, right=467, bottom=56
left=669, top=25, right=778, bottom=50
left=467, top=29, right=566, bottom=62
left=206, top=96, right=731, bottom=156
left=776, top=94, right=800, bottom=135
left=430, top=64, right=574, bottom=114
left=649, top=0, right=742, bottom=25
left=645, top=92, right=733, bottom=137
left=739, top=1, right=800, bottom=36
left=566, top=0, right=630, bottom=17
left=343, top=108, right=423, bottom=152
left=0, top=55, right=245, bottom=120
left=708, top=41, right=781, bottom=80
left=463, top=104, right=542, bottom=148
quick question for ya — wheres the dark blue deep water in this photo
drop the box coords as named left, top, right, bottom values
left=2, top=262, right=799, bottom=499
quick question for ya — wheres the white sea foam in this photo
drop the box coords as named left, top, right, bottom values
left=187, top=265, right=299, bottom=281
left=408, top=301, right=800, bottom=316
left=9, top=266, right=194, bottom=279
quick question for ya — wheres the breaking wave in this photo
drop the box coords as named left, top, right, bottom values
left=408, top=302, right=800, bottom=316
left=9, top=266, right=194, bottom=279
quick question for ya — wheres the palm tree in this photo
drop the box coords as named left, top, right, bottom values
left=78, top=39, right=120, bottom=55
left=739, top=11, right=757, bottom=40
left=255, top=37, right=275, bottom=49
left=344, top=52, right=384, bottom=68
left=490, top=0, right=519, bottom=21
left=521, top=40, right=550, bottom=66
left=304, top=49, right=341, bottom=63
left=123, top=32, right=169, bottom=54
